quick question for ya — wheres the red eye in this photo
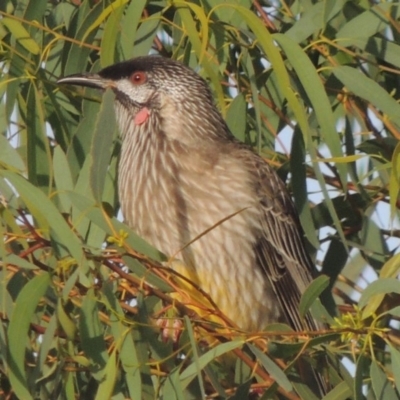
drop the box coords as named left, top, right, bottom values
left=130, top=71, right=147, bottom=85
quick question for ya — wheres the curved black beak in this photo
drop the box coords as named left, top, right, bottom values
left=57, top=73, right=114, bottom=90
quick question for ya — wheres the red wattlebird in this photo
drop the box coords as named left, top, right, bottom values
left=58, top=56, right=328, bottom=395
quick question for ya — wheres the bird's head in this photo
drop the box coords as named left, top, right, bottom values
left=58, top=56, right=230, bottom=145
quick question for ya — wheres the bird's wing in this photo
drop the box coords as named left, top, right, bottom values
left=252, top=156, right=318, bottom=331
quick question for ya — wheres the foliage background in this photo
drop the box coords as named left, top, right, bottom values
left=1, top=0, right=400, bottom=398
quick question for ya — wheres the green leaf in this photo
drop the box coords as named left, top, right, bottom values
left=285, top=3, right=324, bottom=43
left=359, top=278, right=400, bottom=318
left=321, top=239, right=348, bottom=283
left=268, top=333, right=339, bottom=359
left=322, top=0, right=344, bottom=24
left=132, top=294, right=156, bottom=399
left=360, top=277, right=400, bottom=306
left=35, top=314, right=58, bottom=379
left=341, top=37, right=400, bottom=69
left=5, top=254, right=37, bottom=270
left=248, top=344, right=292, bottom=392
left=389, top=344, right=400, bottom=395
left=242, top=51, right=262, bottom=151
left=354, top=354, right=369, bottom=400
left=274, top=33, right=347, bottom=189
left=89, top=89, right=117, bottom=201
left=226, top=94, right=247, bottom=142
left=336, top=3, right=400, bottom=40
left=26, top=82, right=52, bottom=193
left=183, top=316, right=206, bottom=398
left=290, top=127, right=319, bottom=248
left=64, top=1, right=105, bottom=76
left=42, top=80, right=74, bottom=149
left=1, top=170, right=87, bottom=267
left=102, top=283, right=143, bottom=399
left=299, top=275, right=330, bottom=319
left=100, top=4, right=125, bottom=66
left=291, top=381, right=319, bottom=400
left=96, top=346, right=118, bottom=400
left=162, top=367, right=185, bottom=400
left=79, top=289, right=108, bottom=378
left=66, top=95, right=101, bottom=180
left=390, top=141, right=400, bottom=218
left=380, top=252, right=400, bottom=279
left=0, top=134, right=25, bottom=171
left=70, top=156, right=98, bottom=250
left=53, top=146, right=74, bottom=212
left=333, top=66, right=400, bottom=129
left=360, top=211, right=387, bottom=270
left=1, top=17, right=40, bottom=54
left=357, top=138, right=397, bottom=161
left=321, top=381, right=352, bottom=400
left=230, top=6, right=311, bottom=143
left=131, top=12, right=161, bottom=57
left=370, top=359, right=398, bottom=400
left=180, top=340, right=244, bottom=389
left=174, top=2, right=225, bottom=112
left=229, top=380, right=251, bottom=400
left=81, top=0, right=129, bottom=43
left=19, top=0, right=48, bottom=21
left=57, top=299, right=76, bottom=341
left=119, top=0, right=147, bottom=59
left=8, top=273, right=51, bottom=400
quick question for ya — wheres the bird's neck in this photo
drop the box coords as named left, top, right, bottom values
left=118, top=112, right=173, bottom=180
left=116, top=103, right=180, bottom=231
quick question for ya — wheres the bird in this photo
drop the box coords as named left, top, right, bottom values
left=58, top=55, right=321, bottom=334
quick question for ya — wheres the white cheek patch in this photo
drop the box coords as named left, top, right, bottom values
left=116, top=79, right=150, bottom=104
left=114, top=79, right=153, bottom=126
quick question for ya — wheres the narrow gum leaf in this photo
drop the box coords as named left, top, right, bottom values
left=273, top=33, right=347, bottom=186
left=174, top=3, right=225, bottom=113
left=1, top=18, right=40, bottom=54
left=8, top=273, right=51, bottom=400
left=89, top=89, right=117, bottom=201
left=248, top=344, right=293, bottom=392
left=299, top=275, right=330, bottom=319
left=180, top=340, right=244, bottom=389
left=81, top=0, right=129, bottom=43
left=1, top=170, right=87, bottom=268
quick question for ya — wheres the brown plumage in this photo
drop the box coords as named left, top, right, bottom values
left=58, top=55, right=319, bottom=333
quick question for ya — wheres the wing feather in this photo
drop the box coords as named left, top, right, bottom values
left=251, top=156, right=319, bottom=331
